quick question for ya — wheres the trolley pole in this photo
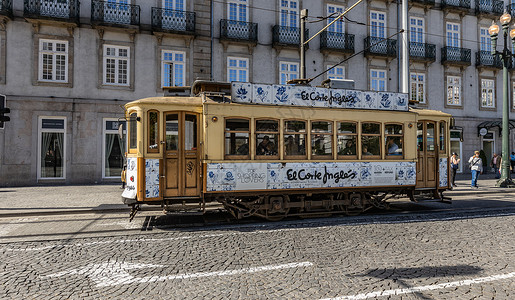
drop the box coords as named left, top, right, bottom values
left=300, top=9, right=308, bottom=80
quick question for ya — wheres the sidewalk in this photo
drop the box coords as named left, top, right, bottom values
left=1, top=176, right=515, bottom=217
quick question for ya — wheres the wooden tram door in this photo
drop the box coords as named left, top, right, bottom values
left=416, top=121, right=437, bottom=188
left=163, top=112, right=200, bottom=197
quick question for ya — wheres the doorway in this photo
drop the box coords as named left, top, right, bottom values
left=163, top=112, right=200, bottom=197
left=482, top=131, right=495, bottom=173
left=416, top=121, right=437, bottom=188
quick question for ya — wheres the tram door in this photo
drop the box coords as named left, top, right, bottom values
left=416, top=121, right=437, bottom=188
left=163, top=112, right=200, bottom=197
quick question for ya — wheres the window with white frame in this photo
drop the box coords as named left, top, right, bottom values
left=38, top=117, right=66, bottom=179
left=446, top=75, right=461, bottom=106
left=446, top=22, right=460, bottom=47
left=280, top=0, right=298, bottom=28
left=162, top=50, right=185, bottom=87
left=409, top=17, right=424, bottom=43
left=39, top=39, right=68, bottom=82
left=228, top=0, right=248, bottom=21
left=370, top=11, right=386, bottom=38
left=327, top=4, right=345, bottom=33
left=480, top=27, right=491, bottom=52
left=410, top=72, right=426, bottom=104
left=103, top=45, right=130, bottom=86
left=103, top=119, right=126, bottom=178
left=370, top=69, right=386, bottom=91
left=163, top=0, right=184, bottom=10
left=279, top=61, right=298, bottom=84
left=481, top=79, right=495, bottom=108
left=227, top=57, right=248, bottom=82
left=327, top=65, right=345, bottom=80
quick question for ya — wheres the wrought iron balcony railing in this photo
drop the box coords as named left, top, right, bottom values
left=476, top=0, right=503, bottom=15
left=0, top=0, right=12, bottom=17
left=24, top=0, right=79, bottom=23
left=272, top=25, right=308, bottom=47
left=441, top=46, right=471, bottom=65
left=409, top=42, right=436, bottom=62
left=151, top=7, right=195, bottom=35
left=441, top=0, right=471, bottom=9
left=409, top=0, right=436, bottom=6
left=364, top=36, right=397, bottom=57
left=476, top=51, right=502, bottom=68
left=220, top=19, right=258, bottom=43
left=320, top=31, right=354, bottom=53
left=91, top=0, right=140, bottom=27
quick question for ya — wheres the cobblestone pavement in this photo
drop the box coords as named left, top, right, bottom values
left=0, top=208, right=514, bottom=299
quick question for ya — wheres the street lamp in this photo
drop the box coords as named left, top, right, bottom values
left=489, top=12, right=515, bottom=187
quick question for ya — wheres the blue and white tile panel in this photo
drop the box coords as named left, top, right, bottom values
left=439, top=158, right=448, bottom=188
left=231, top=82, right=409, bottom=112
left=145, top=159, right=160, bottom=198
left=206, top=162, right=416, bottom=192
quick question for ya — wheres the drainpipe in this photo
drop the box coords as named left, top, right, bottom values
left=210, top=0, right=214, bottom=81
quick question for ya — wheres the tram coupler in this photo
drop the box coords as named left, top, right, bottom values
left=129, top=204, right=140, bottom=222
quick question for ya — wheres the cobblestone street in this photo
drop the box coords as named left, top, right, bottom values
left=0, top=209, right=514, bottom=299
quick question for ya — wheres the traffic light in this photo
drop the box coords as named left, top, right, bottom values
left=0, top=94, right=9, bottom=129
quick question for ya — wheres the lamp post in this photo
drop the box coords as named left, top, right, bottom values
left=489, top=12, right=515, bottom=187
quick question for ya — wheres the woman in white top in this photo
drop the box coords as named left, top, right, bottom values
left=468, top=151, right=483, bottom=188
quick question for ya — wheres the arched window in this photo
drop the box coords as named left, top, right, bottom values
left=147, top=110, right=159, bottom=153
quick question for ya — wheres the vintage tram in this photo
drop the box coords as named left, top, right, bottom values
left=121, top=81, right=452, bottom=220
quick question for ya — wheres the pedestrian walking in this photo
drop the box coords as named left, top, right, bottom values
left=469, top=151, right=483, bottom=188
left=450, top=152, right=460, bottom=187
left=510, top=152, right=515, bottom=174
left=491, top=153, right=501, bottom=179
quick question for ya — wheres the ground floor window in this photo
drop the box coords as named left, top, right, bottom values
left=103, top=119, right=126, bottom=178
left=39, top=117, right=66, bottom=179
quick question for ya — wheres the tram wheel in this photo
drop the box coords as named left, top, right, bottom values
left=344, top=193, right=364, bottom=216
left=260, top=195, right=290, bottom=221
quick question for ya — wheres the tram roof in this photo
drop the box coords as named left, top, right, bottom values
left=125, top=96, right=205, bottom=108
left=410, top=107, right=452, bottom=117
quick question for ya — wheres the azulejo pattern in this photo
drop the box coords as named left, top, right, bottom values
left=231, top=82, right=409, bottom=112
left=439, top=158, right=448, bottom=187
left=145, top=159, right=160, bottom=198
left=206, top=161, right=416, bottom=192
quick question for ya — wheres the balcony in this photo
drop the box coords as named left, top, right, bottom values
left=24, top=0, right=79, bottom=23
left=441, top=46, right=471, bottom=66
left=151, top=7, right=195, bottom=35
left=272, top=25, right=308, bottom=48
left=409, top=0, right=435, bottom=8
left=91, top=0, right=140, bottom=27
left=220, top=19, right=258, bottom=44
left=409, top=42, right=436, bottom=63
left=476, top=51, right=502, bottom=69
left=320, top=31, right=354, bottom=54
left=441, top=0, right=471, bottom=13
left=475, top=0, right=503, bottom=16
left=0, top=0, right=12, bottom=18
left=364, top=36, right=397, bottom=58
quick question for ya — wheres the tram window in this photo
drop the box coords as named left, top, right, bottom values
left=284, top=120, right=306, bottom=158
left=129, top=112, right=137, bottom=151
left=337, top=122, right=357, bottom=158
left=225, top=118, right=250, bottom=158
left=427, top=123, right=435, bottom=151
left=417, top=123, right=423, bottom=151
left=185, top=114, right=197, bottom=150
left=439, top=121, right=446, bottom=153
left=256, top=119, right=278, bottom=158
left=165, top=114, right=179, bottom=151
left=361, top=123, right=381, bottom=157
left=311, top=121, right=333, bottom=158
left=148, top=111, right=159, bottom=153
left=385, top=124, right=403, bottom=158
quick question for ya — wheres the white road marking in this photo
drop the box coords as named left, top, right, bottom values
left=43, top=261, right=313, bottom=287
left=98, top=221, right=142, bottom=230
left=0, top=218, right=38, bottom=236
left=3, top=211, right=515, bottom=252
left=320, top=272, right=515, bottom=300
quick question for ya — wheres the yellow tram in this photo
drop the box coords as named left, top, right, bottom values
left=122, top=81, right=452, bottom=220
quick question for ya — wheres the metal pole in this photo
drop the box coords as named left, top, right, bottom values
left=496, top=24, right=515, bottom=187
left=401, top=0, right=409, bottom=94
left=300, top=9, right=307, bottom=80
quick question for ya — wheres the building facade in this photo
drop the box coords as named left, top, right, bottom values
left=0, top=0, right=513, bottom=186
